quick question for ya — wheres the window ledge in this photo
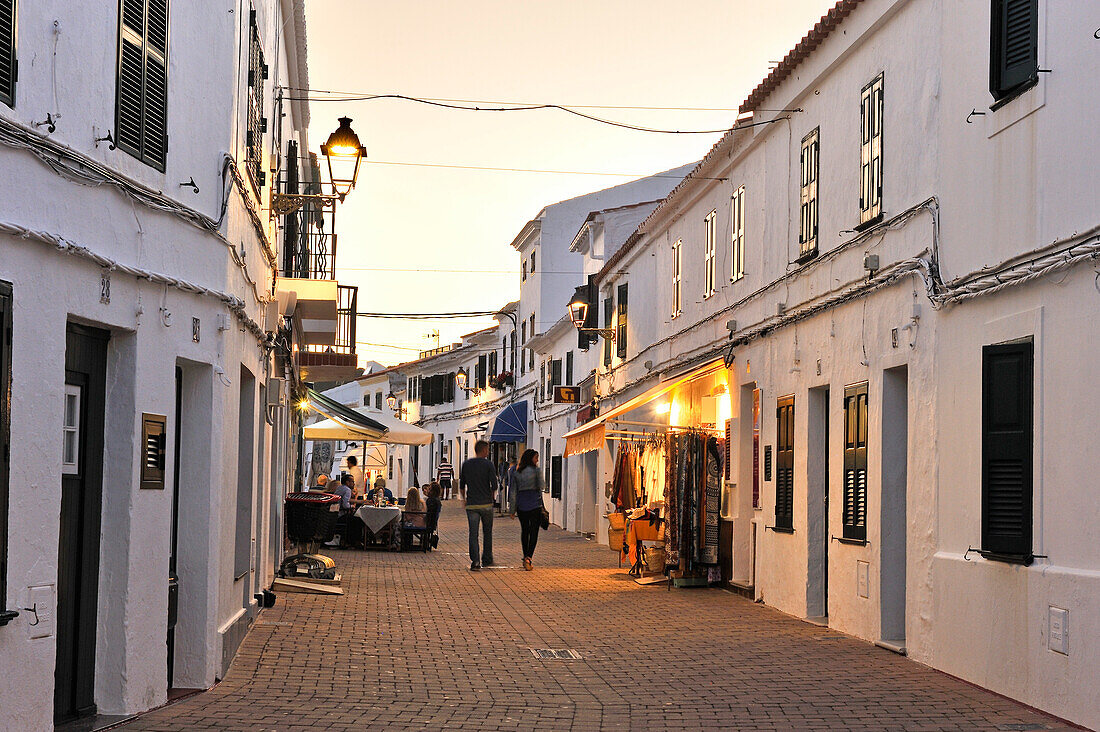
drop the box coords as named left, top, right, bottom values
left=767, top=526, right=795, bottom=534
left=0, top=610, right=19, bottom=627
left=834, top=536, right=867, bottom=546
left=796, top=248, right=818, bottom=265
left=989, top=77, right=1038, bottom=112
left=973, top=549, right=1035, bottom=566
left=854, top=213, right=883, bottom=232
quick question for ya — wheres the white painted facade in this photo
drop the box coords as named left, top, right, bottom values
left=570, top=0, right=1100, bottom=727
left=0, top=1, right=334, bottom=728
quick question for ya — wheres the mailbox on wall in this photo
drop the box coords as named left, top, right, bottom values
left=140, top=413, right=167, bottom=489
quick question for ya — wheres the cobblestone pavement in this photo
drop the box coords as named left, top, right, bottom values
left=120, top=504, right=1073, bottom=731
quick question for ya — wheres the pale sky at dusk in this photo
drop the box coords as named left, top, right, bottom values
left=302, top=0, right=838, bottom=366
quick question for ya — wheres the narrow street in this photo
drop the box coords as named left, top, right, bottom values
left=120, top=507, right=1068, bottom=732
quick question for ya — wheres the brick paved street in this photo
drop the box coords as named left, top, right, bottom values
left=119, top=505, right=1072, bottom=731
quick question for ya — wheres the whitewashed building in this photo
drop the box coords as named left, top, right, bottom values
left=561, top=0, right=1100, bottom=727
left=0, top=1, right=360, bottom=728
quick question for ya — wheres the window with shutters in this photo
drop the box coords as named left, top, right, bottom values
left=551, top=358, right=562, bottom=394
left=444, top=372, right=455, bottom=403
left=565, top=350, right=573, bottom=386
left=522, top=261, right=527, bottom=282
left=981, top=340, right=1033, bottom=560
left=990, top=0, right=1038, bottom=103
left=703, top=210, right=717, bottom=298
left=531, top=251, right=536, bottom=274
left=602, top=295, right=614, bottom=367
left=616, top=283, right=628, bottom=359
left=489, top=350, right=497, bottom=378
left=375, top=391, right=383, bottom=410
left=530, top=313, right=535, bottom=338
left=116, top=0, right=170, bottom=171
left=774, top=396, right=795, bottom=531
left=799, top=128, right=819, bottom=260
left=842, top=383, right=868, bottom=541
left=539, top=362, right=546, bottom=403
left=245, top=7, right=268, bottom=189
left=731, top=186, right=745, bottom=282
left=671, top=240, right=683, bottom=317
left=859, top=74, right=884, bottom=225
left=476, top=355, right=487, bottom=389
left=0, top=0, right=16, bottom=108
left=0, top=282, right=12, bottom=616
left=544, top=438, right=552, bottom=491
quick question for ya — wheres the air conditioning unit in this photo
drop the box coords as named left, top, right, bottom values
left=267, top=377, right=287, bottom=407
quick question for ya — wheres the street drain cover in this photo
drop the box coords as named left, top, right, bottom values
left=531, top=648, right=582, bottom=660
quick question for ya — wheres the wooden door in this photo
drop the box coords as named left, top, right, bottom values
left=55, top=323, right=109, bottom=723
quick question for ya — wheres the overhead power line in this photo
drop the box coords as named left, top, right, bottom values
left=281, top=90, right=783, bottom=135
left=359, top=158, right=728, bottom=180
left=282, top=86, right=741, bottom=112
left=357, top=311, right=500, bottom=319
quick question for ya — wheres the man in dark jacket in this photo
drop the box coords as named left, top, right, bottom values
left=460, top=440, right=498, bottom=571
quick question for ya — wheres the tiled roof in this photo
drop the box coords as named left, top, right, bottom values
left=739, top=0, right=864, bottom=114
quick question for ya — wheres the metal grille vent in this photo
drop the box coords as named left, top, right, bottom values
left=531, top=648, right=582, bottom=660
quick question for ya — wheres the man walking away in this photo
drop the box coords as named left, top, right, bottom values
left=460, top=440, right=497, bottom=571
left=437, top=455, right=455, bottom=500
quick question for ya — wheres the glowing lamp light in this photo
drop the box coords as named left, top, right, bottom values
left=296, top=399, right=310, bottom=412
left=386, top=392, right=397, bottom=410
left=654, top=401, right=671, bottom=415
left=568, top=300, right=588, bottom=329
left=455, top=369, right=469, bottom=390
left=321, top=117, right=367, bottom=197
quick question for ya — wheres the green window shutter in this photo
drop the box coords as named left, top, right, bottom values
left=116, top=0, right=169, bottom=170
left=551, top=358, right=562, bottom=388
left=551, top=456, right=562, bottom=499
left=981, top=341, right=1033, bottom=557
left=0, top=0, right=17, bottom=107
left=842, top=383, right=868, bottom=541
left=990, top=0, right=1038, bottom=100
left=603, top=296, right=614, bottom=367
left=616, top=284, right=628, bottom=358
left=565, top=350, right=573, bottom=385
left=775, top=396, right=794, bottom=530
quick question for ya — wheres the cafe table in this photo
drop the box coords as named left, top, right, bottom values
left=354, top=504, right=402, bottom=549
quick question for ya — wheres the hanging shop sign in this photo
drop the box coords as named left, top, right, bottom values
left=554, top=386, right=581, bottom=404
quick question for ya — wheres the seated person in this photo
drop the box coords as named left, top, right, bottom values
left=369, top=477, right=395, bottom=504
left=424, top=482, right=443, bottom=531
left=332, top=475, right=354, bottom=514
left=311, top=473, right=330, bottom=491
left=403, top=487, right=427, bottom=530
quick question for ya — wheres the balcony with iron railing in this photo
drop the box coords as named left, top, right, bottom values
left=276, top=143, right=360, bottom=382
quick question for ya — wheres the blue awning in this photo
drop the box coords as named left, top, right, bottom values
left=488, top=400, right=528, bottom=443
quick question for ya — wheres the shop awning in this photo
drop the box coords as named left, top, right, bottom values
left=306, top=388, right=388, bottom=439
left=487, top=400, right=528, bottom=443
left=303, top=402, right=433, bottom=445
left=563, top=358, right=725, bottom=457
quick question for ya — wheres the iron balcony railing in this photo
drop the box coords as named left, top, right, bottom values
left=280, top=143, right=337, bottom=281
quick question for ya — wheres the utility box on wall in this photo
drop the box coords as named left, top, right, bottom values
left=140, top=413, right=167, bottom=490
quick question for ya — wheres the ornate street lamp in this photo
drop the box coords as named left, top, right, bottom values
left=386, top=392, right=407, bottom=419
left=271, top=117, right=367, bottom=215
left=455, top=368, right=479, bottom=396
left=567, top=297, right=614, bottom=340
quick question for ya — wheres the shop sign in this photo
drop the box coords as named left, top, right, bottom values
left=554, top=386, right=581, bottom=404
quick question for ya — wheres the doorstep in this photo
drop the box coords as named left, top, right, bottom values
left=875, top=638, right=907, bottom=655
left=722, top=580, right=755, bottom=599
left=56, top=713, right=135, bottom=732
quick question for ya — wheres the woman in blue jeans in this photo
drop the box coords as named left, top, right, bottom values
left=509, top=449, right=546, bottom=571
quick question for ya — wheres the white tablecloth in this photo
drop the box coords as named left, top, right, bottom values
left=355, top=506, right=401, bottom=534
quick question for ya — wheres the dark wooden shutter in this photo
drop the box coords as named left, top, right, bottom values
left=775, top=396, right=794, bottom=530
left=990, top=0, right=1038, bottom=100
left=616, top=284, right=628, bottom=358
left=539, top=362, right=545, bottom=402
left=551, top=359, right=562, bottom=388
left=0, top=282, right=12, bottom=605
left=603, top=296, right=614, bottom=367
left=477, top=355, right=487, bottom=389
left=565, top=351, right=573, bottom=385
left=116, top=0, right=169, bottom=170
left=0, top=0, right=17, bottom=107
left=444, top=373, right=455, bottom=403
left=842, top=383, right=868, bottom=541
left=981, top=341, right=1033, bottom=557
left=551, top=456, right=562, bottom=498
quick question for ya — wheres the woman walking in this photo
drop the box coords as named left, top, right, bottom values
left=510, top=449, right=546, bottom=571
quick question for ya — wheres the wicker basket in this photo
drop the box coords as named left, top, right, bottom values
left=645, top=546, right=666, bottom=573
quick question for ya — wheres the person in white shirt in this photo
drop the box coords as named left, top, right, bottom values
left=346, top=455, right=366, bottom=500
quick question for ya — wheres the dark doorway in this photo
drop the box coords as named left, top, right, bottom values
left=168, top=367, right=183, bottom=688
left=55, top=323, right=109, bottom=724
left=880, top=367, right=908, bottom=649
